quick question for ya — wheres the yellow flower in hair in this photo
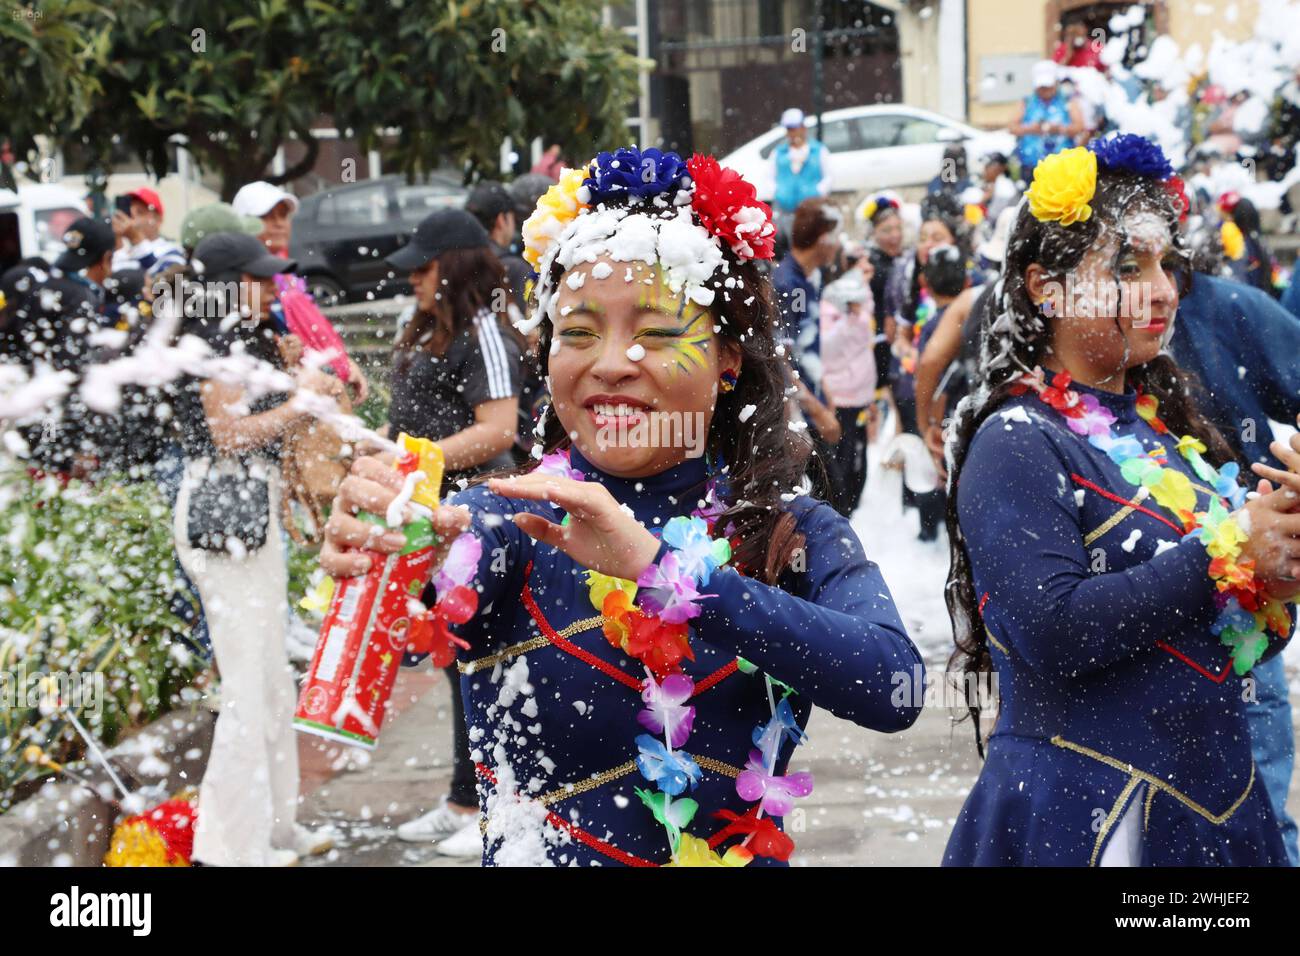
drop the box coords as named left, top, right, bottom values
left=521, top=166, right=591, bottom=270
left=1027, top=147, right=1097, bottom=226
left=861, top=198, right=878, bottom=221
left=1221, top=221, right=1245, bottom=261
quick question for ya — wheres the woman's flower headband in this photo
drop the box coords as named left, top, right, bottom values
left=517, top=146, right=776, bottom=332
left=1027, top=134, right=1181, bottom=226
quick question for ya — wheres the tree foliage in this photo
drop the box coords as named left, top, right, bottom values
left=0, top=0, right=643, bottom=197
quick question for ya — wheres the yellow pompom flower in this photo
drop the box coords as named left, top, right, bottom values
left=1027, top=147, right=1097, bottom=226
left=964, top=203, right=985, bottom=226
left=585, top=570, right=636, bottom=613
left=521, top=166, right=591, bottom=270
left=1221, top=221, right=1245, bottom=261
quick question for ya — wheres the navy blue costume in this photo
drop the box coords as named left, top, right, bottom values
left=944, top=374, right=1292, bottom=866
left=434, top=448, right=923, bottom=866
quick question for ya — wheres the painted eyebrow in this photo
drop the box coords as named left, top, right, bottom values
left=563, top=300, right=606, bottom=316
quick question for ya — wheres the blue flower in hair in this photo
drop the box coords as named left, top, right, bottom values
left=1088, top=134, right=1174, bottom=181
left=584, top=147, right=691, bottom=204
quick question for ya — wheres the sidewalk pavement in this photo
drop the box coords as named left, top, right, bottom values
left=295, top=649, right=1300, bottom=867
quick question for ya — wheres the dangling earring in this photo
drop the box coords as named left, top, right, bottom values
left=719, top=369, right=738, bottom=393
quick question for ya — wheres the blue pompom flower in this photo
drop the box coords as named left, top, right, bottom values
left=583, top=147, right=691, bottom=204
left=1088, top=134, right=1174, bottom=181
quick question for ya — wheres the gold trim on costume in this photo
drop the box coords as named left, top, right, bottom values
left=1144, top=780, right=1157, bottom=831
left=458, top=614, right=608, bottom=674
left=984, top=626, right=1009, bottom=656
left=1082, top=483, right=1218, bottom=547
left=1051, top=735, right=1256, bottom=826
left=1089, top=775, right=1143, bottom=867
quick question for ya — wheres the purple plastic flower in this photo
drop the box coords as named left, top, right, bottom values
left=1088, top=134, right=1174, bottom=181
left=637, top=673, right=696, bottom=749
left=432, top=533, right=482, bottom=597
left=583, top=147, right=691, bottom=205
left=735, top=750, right=814, bottom=817
left=534, top=449, right=585, bottom=482
left=636, top=550, right=710, bottom=624
left=1064, top=393, right=1117, bottom=439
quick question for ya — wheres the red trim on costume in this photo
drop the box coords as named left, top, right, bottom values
left=1154, top=640, right=1233, bottom=683
left=474, top=762, right=658, bottom=867
left=520, top=562, right=740, bottom=696
left=1069, top=473, right=1184, bottom=535
left=521, top=565, right=644, bottom=691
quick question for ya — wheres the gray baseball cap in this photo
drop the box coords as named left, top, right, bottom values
left=192, top=232, right=296, bottom=282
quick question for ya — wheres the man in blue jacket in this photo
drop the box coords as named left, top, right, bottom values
left=772, top=109, right=832, bottom=241
left=1169, top=269, right=1300, bottom=865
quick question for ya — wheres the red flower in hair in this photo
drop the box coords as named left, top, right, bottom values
left=686, top=154, right=777, bottom=260
left=1164, top=176, right=1189, bottom=221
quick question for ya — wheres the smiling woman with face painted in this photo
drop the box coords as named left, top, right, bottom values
left=319, top=148, right=923, bottom=867
left=942, top=135, right=1300, bottom=867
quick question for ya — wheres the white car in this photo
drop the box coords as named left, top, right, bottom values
left=0, top=183, right=90, bottom=271
left=719, top=104, right=1017, bottom=202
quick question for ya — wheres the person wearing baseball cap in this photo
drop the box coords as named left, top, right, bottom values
left=112, top=187, right=185, bottom=277
left=1011, top=60, right=1085, bottom=174
left=232, top=181, right=300, bottom=256
left=772, top=106, right=832, bottom=239
left=465, top=181, right=530, bottom=312
left=181, top=203, right=264, bottom=254
left=383, top=205, right=522, bottom=858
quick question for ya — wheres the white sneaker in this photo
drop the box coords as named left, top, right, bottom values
left=292, top=823, right=340, bottom=857
left=269, top=848, right=300, bottom=867
left=433, top=817, right=483, bottom=858
left=397, top=799, right=476, bottom=843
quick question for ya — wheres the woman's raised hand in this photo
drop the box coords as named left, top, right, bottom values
left=1237, top=478, right=1300, bottom=600
left=488, top=473, right=660, bottom=582
left=320, top=452, right=470, bottom=578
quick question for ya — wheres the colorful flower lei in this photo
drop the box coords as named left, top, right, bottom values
left=1013, top=368, right=1290, bottom=673
left=528, top=448, right=814, bottom=865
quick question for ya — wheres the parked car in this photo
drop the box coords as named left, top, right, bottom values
left=288, top=173, right=466, bottom=305
left=719, top=104, right=1017, bottom=201
left=0, top=183, right=90, bottom=273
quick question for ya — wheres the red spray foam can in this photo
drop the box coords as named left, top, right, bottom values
left=294, top=433, right=444, bottom=749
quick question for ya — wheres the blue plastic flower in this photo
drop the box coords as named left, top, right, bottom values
left=584, top=147, right=691, bottom=205
left=1088, top=134, right=1174, bottom=181
left=1212, top=461, right=1247, bottom=510
left=662, top=515, right=730, bottom=585
left=751, top=697, right=807, bottom=767
left=635, top=734, right=701, bottom=796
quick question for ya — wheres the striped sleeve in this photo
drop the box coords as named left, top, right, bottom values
left=466, top=312, right=521, bottom=405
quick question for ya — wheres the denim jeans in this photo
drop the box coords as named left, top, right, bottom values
left=1249, top=654, right=1298, bottom=866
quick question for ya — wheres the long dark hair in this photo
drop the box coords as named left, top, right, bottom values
left=514, top=233, right=813, bottom=586
left=944, top=170, right=1239, bottom=756
left=394, top=246, right=511, bottom=367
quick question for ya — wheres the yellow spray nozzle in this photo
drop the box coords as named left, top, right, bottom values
left=397, top=433, right=444, bottom=510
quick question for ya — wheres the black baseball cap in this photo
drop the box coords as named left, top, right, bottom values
left=192, top=232, right=296, bottom=282
left=54, top=217, right=116, bottom=272
left=465, top=181, right=515, bottom=231
left=386, top=207, right=489, bottom=271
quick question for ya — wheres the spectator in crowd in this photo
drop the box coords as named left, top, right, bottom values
left=819, top=254, right=877, bottom=517
left=1052, top=12, right=1106, bottom=72
left=179, top=203, right=264, bottom=258
left=978, top=152, right=1020, bottom=224
left=1011, top=61, right=1086, bottom=174
left=863, top=194, right=908, bottom=400
left=111, top=188, right=185, bottom=276
left=465, top=181, right=531, bottom=314
left=928, top=143, right=973, bottom=199
left=54, top=216, right=117, bottom=326
left=772, top=197, right=843, bottom=500
left=1219, top=193, right=1278, bottom=297
left=171, top=231, right=344, bottom=866
left=531, top=143, right=565, bottom=179
left=772, top=108, right=832, bottom=240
